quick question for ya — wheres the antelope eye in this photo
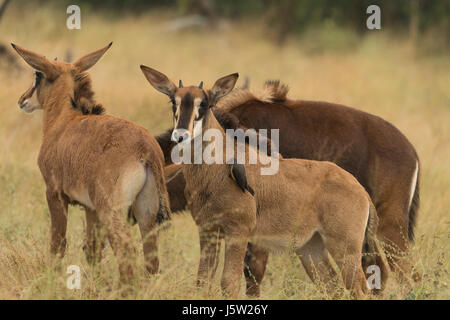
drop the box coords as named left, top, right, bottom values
left=34, top=71, right=43, bottom=86
left=200, top=100, right=208, bottom=108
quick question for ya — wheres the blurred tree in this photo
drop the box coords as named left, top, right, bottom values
left=178, top=0, right=218, bottom=27
left=0, top=0, right=22, bottom=71
left=409, top=0, right=420, bottom=48
left=0, top=0, right=10, bottom=22
left=29, top=0, right=450, bottom=49
left=266, top=0, right=296, bottom=45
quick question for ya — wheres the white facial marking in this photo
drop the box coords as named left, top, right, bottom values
left=171, top=129, right=180, bottom=142
left=175, top=97, right=181, bottom=117
left=171, top=128, right=191, bottom=144
left=19, top=93, right=42, bottom=113
left=193, top=98, right=202, bottom=120
left=173, top=96, right=182, bottom=129
left=193, top=119, right=203, bottom=139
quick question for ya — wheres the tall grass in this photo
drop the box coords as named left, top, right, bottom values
left=0, top=3, right=448, bottom=299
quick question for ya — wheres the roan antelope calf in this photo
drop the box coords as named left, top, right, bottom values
left=12, top=43, right=171, bottom=284
left=141, top=66, right=387, bottom=298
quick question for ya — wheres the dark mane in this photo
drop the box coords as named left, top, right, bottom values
left=72, top=72, right=105, bottom=115
left=217, top=79, right=290, bottom=112
left=263, top=80, right=289, bottom=102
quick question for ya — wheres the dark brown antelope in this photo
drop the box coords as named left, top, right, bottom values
left=140, top=66, right=387, bottom=298
left=159, top=80, right=420, bottom=296
left=12, top=43, right=171, bottom=284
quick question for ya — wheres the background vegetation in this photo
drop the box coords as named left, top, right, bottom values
left=0, top=0, right=448, bottom=299
left=60, top=0, right=450, bottom=49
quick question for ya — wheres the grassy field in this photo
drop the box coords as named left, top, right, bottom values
left=0, top=3, right=448, bottom=299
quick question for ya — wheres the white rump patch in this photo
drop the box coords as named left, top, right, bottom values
left=408, top=160, right=419, bottom=211
left=364, top=201, right=370, bottom=233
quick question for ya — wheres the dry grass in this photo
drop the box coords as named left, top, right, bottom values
left=0, top=3, right=449, bottom=300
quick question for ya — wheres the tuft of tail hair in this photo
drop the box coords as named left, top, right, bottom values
left=149, top=160, right=172, bottom=224
left=362, top=201, right=388, bottom=290
left=127, top=160, right=172, bottom=226
left=156, top=190, right=171, bottom=224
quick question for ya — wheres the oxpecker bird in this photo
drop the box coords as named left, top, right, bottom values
left=229, top=162, right=255, bottom=196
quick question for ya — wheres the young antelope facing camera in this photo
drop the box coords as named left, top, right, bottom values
left=140, top=66, right=387, bottom=299
left=12, top=43, right=171, bottom=285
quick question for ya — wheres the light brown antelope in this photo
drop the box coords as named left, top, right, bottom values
left=140, top=66, right=387, bottom=298
left=12, top=43, right=171, bottom=284
left=158, top=80, right=420, bottom=295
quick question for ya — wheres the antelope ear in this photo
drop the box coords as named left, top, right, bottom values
left=208, top=73, right=239, bottom=106
left=73, top=42, right=112, bottom=72
left=140, top=65, right=177, bottom=97
left=11, top=43, right=58, bottom=79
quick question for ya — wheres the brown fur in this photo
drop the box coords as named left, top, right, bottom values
left=220, top=81, right=420, bottom=280
left=191, top=107, right=382, bottom=299
left=164, top=164, right=186, bottom=213
left=141, top=69, right=388, bottom=298
left=13, top=43, right=171, bottom=285
left=159, top=79, right=421, bottom=293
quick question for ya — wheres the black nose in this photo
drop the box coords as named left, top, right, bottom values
left=178, top=132, right=190, bottom=143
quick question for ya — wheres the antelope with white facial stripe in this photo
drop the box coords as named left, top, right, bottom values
left=141, top=66, right=388, bottom=298
left=158, top=80, right=422, bottom=295
left=12, top=43, right=171, bottom=285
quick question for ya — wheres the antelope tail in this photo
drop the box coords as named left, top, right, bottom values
left=362, top=201, right=388, bottom=289
left=127, top=160, right=172, bottom=225
left=408, top=161, right=420, bottom=242
left=149, top=160, right=172, bottom=224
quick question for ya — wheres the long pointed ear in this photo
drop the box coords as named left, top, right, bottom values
left=73, top=42, right=112, bottom=72
left=140, top=65, right=177, bottom=97
left=11, top=43, right=58, bottom=79
left=208, top=73, right=239, bottom=106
